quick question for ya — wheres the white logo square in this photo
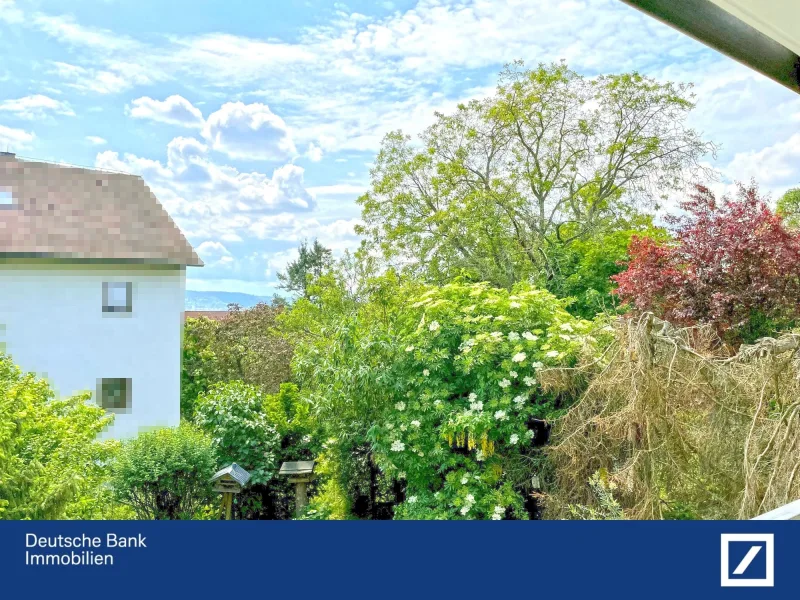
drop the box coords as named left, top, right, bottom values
left=720, top=533, right=774, bottom=587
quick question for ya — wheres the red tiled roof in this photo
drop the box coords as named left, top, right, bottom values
left=0, top=154, right=202, bottom=266
left=184, top=311, right=230, bottom=321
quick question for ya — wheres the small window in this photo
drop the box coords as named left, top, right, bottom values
left=0, top=189, right=14, bottom=207
left=98, top=378, right=131, bottom=412
left=103, top=282, right=132, bottom=313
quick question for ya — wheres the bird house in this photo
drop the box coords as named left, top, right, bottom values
left=211, top=463, right=251, bottom=494
left=279, top=460, right=315, bottom=483
left=279, top=460, right=316, bottom=517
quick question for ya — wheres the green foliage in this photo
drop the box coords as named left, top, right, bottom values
left=277, top=238, right=333, bottom=298
left=192, top=381, right=319, bottom=519
left=776, top=187, right=800, bottom=230
left=194, top=381, right=281, bottom=486
left=0, top=353, right=114, bottom=520
left=542, top=216, right=668, bottom=318
left=566, top=470, right=624, bottom=520
left=279, top=256, right=418, bottom=517
left=368, top=280, right=597, bottom=519
left=181, top=303, right=292, bottom=419
left=110, top=424, right=216, bottom=520
left=357, top=61, right=712, bottom=304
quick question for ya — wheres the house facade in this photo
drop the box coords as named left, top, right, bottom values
left=0, top=153, right=202, bottom=438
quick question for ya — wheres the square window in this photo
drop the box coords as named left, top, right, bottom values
left=98, top=378, right=131, bottom=412
left=0, top=189, right=14, bottom=207
left=103, top=282, right=132, bottom=313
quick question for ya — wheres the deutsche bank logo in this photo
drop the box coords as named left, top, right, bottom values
left=720, top=534, right=774, bottom=587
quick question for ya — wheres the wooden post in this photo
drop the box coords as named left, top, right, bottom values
left=225, top=492, right=233, bottom=521
left=295, top=480, right=308, bottom=517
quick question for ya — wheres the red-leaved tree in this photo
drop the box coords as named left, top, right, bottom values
left=613, top=183, right=800, bottom=344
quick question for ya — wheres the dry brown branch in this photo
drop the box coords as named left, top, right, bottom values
left=546, top=313, right=800, bottom=520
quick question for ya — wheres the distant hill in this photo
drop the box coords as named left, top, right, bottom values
left=185, top=290, right=272, bottom=311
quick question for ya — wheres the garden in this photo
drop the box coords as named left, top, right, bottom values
left=4, top=62, right=800, bottom=520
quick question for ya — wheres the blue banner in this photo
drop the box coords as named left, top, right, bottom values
left=1, top=520, right=798, bottom=598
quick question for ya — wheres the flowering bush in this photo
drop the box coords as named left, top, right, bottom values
left=368, top=281, right=596, bottom=519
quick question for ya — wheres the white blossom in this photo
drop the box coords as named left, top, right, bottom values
left=532, top=361, right=544, bottom=369
left=559, top=334, right=571, bottom=341
left=513, top=395, right=526, bottom=406
left=510, top=434, right=519, bottom=445
left=495, top=410, right=508, bottom=421
left=476, top=449, right=485, bottom=461
left=429, top=321, right=440, bottom=331
left=509, top=301, right=521, bottom=309
left=523, top=376, right=537, bottom=387
left=398, top=471, right=406, bottom=478
left=461, top=475, right=469, bottom=485
left=508, top=331, right=520, bottom=341
left=460, top=505, right=471, bottom=515
left=400, top=424, right=407, bottom=431
left=469, top=400, right=483, bottom=411
left=405, top=345, right=415, bottom=352
left=423, top=369, right=430, bottom=377
left=386, top=423, right=394, bottom=430
left=522, top=331, right=538, bottom=341
left=408, top=495, right=418, bottom=503
left=468, top=392, right=477, bottom=401
left=418, top=451, right=424, bottom=457
left=498, top=379, right=511, bottom=388
left=466, top=494, right=475, bottom=503
left=509, top=370, right=518, bottom=378
left=391, top=440, right=405, bottom=452
left=411, top=420, right=421, bottom=428
left=526, top=430, right=535, bottom=439
left=512, top=352, right=527, bottom=363
left=559, top=323, right=574, bottom=332
left=546, top=350, right=559, bottom=358
left=395, top=401, right=406, bottom=411
left=433, top=399, right=442, bottom=407
left=491, top=331, right=503, bottom=339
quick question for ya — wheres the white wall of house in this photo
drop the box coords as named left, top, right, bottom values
left=0, top=261, right=186, bottom=439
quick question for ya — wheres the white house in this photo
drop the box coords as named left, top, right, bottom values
left=0, top=152, right=202, bottom=438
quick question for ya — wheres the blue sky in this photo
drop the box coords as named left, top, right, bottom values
left=1, top=0, right=799, bottom=296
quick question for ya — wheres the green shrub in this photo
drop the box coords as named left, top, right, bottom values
left=0, top=353, right=113, bottom=520
left=110, top=424, right=216, bottom=520
left=194, top=381, right=281, bottom=486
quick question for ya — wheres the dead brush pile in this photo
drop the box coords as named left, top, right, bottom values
left=545, top=313, right=800, bottom=519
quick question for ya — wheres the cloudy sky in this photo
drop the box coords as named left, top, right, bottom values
left=1, top=0, right=799, bottom=296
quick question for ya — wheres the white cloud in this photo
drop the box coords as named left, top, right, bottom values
left=94, top=136, right=316, bottom=244
left=726, top=133, right=800, bottom=189
left=305, top=142, right=323, bottom=162
left=0, top=124, right=35, bottom=148
left=0, top=95, right=75, bottom=119
left=307, top=183, right=367, bottom=196
left=49, top=61, right=153, bottom=95
left=195, top=240, right=235, bottom=267
left=202, top=101, right=297, bottom=161
left=0, top=0, right=24, bottom=24
left=85, top=136, right=107, bottom=145
left=128, top=95, right=204, bottom=128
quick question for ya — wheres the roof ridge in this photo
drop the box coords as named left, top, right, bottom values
left=9, top=154, right=137, bottom=177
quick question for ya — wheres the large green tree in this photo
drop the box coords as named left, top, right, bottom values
left=357, top=61, right=713, bottom=300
